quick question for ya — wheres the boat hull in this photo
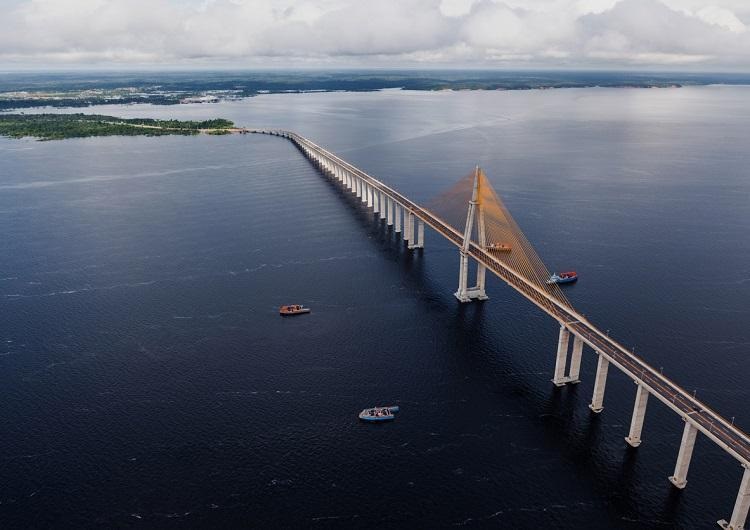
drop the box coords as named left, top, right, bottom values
left=547, top=273, right=578, bottom=285
left=358, top=406, right=399, bottom=422
left=359, top=413, right=395, bottom=422
left=279, top=304, right=311, bottom=315
left=280, top=309, right=311, bottom=316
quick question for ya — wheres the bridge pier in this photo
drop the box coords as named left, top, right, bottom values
left=454, top=253, right=488, bottom=302
left=395, top=204, right=402, bottom=233
left=455, top=251, right=471, bottom=301
left=403, top=210, right=411, bottom=244
left=719, top=464, right=750, bottom=530
left=379, top=192, right=386, bottom=219
left=568, top=335, right=583, bottom=384
left=625, top=384, right=650, bottom=447
left=589, top=353, right=609, bottom=413
left=407, top=212, right=418, bottom=249
left=669, top=420, right=698, bottom=489
left=552, top=325, right=570, bottom=386
left=386, top=198, right=393, bottom=226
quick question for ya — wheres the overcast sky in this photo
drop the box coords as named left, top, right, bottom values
left=1, top=0, right=749, bottom=70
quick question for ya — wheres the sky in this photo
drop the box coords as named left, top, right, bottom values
left=1, top=0, right=749, bottom=70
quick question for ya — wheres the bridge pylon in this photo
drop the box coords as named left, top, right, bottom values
left=455, top=166, right=488, bottom=302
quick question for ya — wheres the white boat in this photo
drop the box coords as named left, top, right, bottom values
left=358, top=405, right=400, bottom=422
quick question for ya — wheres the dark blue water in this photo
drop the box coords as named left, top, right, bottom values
left=2, top=86, right=749, bottom=528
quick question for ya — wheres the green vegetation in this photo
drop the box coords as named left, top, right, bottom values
left=0, top=113, right=235, bottom=140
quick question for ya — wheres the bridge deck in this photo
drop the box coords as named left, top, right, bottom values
left=260, top=129, right=750, bottom=468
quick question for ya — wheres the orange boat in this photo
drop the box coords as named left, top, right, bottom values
left=487, top=243, right=512, bottom=252
left=279, top=304, right=311, bottom=316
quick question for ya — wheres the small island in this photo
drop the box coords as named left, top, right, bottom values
left=0, top=113, right=237, bottom=140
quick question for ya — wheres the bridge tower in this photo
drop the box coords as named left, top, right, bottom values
left=455, top=166, right=489, bottom=302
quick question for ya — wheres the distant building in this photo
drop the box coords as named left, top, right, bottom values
left=179, top=95, right=219, bottom=104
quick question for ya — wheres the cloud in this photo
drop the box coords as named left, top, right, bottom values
left=0, top=0, right=748, bottom=69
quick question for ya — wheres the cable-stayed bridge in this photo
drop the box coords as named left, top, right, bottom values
left=253, top=129, right=750, bottom=529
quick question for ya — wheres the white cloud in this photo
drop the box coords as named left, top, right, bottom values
left=695, top=6, right=746, bottom=32
left=0, top=0, right=748, bottom=69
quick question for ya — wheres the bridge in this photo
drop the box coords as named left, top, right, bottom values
left=252, top=128, right=750, bottom=529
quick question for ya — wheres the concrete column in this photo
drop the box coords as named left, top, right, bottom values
left=409, top=213, right=416, bottom=243
left=395, top=204, right=402, bottom=233
left=373, top=189, right=380, bottom=214
left=589, top=354, right=609, bottom=413
left=362, top=183, right=369, bottom=204
left=475, top=205, right=487, bottom=295
left=387, top=198, right=393, bottom=226
left=552, top=326, right=570, bottom=386
left=472, top=261, right=487, bottom=299
left=367, top=184, right=374, bottom=208
left=454, top=251, right=470, bottom=302
left=417, top=220, right=425, bottom=248
left=669, top=421, right=698, bottom=489
left=355, top=178, right=362, bottom=198
left=568, top=335, right=584, bottom=384
left=719, top=465, right=750, bottom=530
left=625, top=384, right=650, bottom=447
left=379, top=192, right=387, bottom=220
left=407, top=213, right=416, bottom=248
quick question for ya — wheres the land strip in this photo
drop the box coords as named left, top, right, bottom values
left=0, top=113, right=236, bottom=141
